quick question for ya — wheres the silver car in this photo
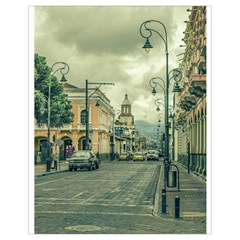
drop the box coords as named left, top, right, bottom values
left=69, top=150, right=100, bottom=171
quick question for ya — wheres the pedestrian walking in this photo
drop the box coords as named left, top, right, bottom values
left=36, top=152, right=41, bottom=164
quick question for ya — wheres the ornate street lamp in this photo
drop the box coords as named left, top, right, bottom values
left=150, top=69, right=182, bottom=96
left=155, top=98, right=165, bottom=112
left=149, top=77, right=165, bottom=96
left=170, top=68, right=182, bottom=93
left=140, top=19, right=171, bottom=166
left=169, top=110, right=176, bottom=162
left=85, top=80, right=114, bottom=150
left=157, top=113, right=165, bottom=122
left=140, top=20, right=183, bottom=212
left=46, top=62, right=70, bottom=172
left=140, top=20, right=171, bottom=215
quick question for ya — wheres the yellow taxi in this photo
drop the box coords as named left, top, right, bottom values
left=119, top=152, right=130, bottom=161
left=133, top=152, right=145, bottom=161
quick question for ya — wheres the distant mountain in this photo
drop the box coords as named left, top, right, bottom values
left=135, top=120, right=159, bottom=141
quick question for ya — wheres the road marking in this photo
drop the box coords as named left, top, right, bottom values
left=63, top=179, right=153, bottom=183
left=35, top=201, right=149, bottom=208
left=35, top=177, right=67, bottom=186
left=71, top=191, right=87, bottom=199
left=64, top=225, right=115, bottom=232
left=181, top=188, right=199, bottom=191
left=35, top=210, right=152, bottom=217
left=42, top=189, right=56, bottom=191
left=182, top=212, right=206, bottom=217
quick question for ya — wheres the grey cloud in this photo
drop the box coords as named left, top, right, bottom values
left=35, top=6, right=188, bottom=56
left=34, top=6, right=190, bottom=123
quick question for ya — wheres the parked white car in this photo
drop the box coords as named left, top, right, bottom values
left=146, top=150, right=159, bottom=161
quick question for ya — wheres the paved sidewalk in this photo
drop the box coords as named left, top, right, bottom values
left=158, top=161, right=207, bottom=223
left=35, top=161, right=69, bottom=176
left=34, top=159, right=111, bottom=176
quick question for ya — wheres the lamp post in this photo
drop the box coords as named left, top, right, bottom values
left=157, top=113, right=165, bottom=126
left=140, top=20, right=170, bottom=167
left=149, top=77, right=165, bottom=97
left=149, top=72, right=182, bottom=174
left=111, top=110, right=121, bottom=160
left=85, top=80, right=114, bottom=150
left=140, top=21, right=183, bottom=213
left=155, top=98, right=165, bottom=112
left=157, top=113, right=165, bottom=155
left=169, top=110, right=176, bottom=162
left=149, top=69, right=182, bottom=161
left=46, top=61, right=69, bottom=172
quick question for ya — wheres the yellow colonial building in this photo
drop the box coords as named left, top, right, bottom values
left=34, top=82, right=114, bottom=161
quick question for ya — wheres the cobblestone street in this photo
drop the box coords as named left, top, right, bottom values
left=35, top=161, right=206, bottom=234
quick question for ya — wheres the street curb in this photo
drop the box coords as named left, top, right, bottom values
left=152, top=164, right=162, bottom=217
left=34, top=160, right=113, bottom=178
left=35, top=169, right=69, bottom=178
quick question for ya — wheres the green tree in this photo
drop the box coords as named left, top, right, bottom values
left=34, top=53, right=74, bottom=127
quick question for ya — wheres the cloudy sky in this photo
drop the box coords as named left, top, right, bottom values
left=34, top=6, right=191, bottom=123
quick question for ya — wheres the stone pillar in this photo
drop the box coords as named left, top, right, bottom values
left=189, top=123, right=193, bottom=170
left=192, top=121, right=197, bottom=172
left=195, top=117, right=200, bottom=173
left=198, top=116, right=203, bottom=174
left=202, top=114, right=207, bottom=176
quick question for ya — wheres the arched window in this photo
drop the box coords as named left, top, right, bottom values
left=81, top=110, right=86, bottom=124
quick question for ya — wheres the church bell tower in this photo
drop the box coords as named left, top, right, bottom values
left=119, top=94, right=134, bottom=126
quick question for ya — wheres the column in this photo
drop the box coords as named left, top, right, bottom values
left=189, top=123, right=193, bottom=170
left=195, top=118, right=201, bottom=173
left=202, top=114, right=207, bottom=176
left=191, top=121, right=197, bottom=171
left=198, top=116, right=203, bottom=174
